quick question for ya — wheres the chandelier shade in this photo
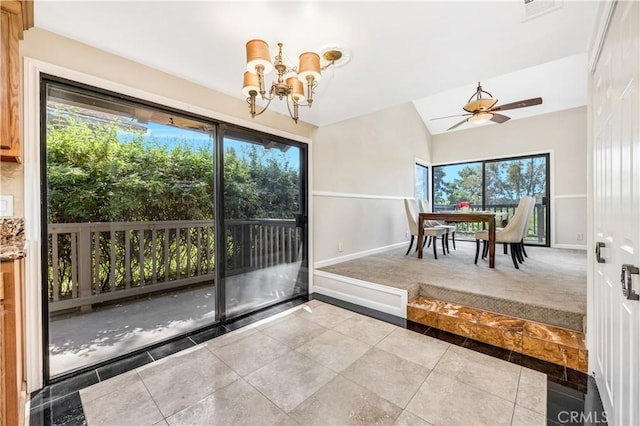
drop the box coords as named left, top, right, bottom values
left=297, top=52, right=322, bottom=83
left=286, top=77, right=305, bottom=103
left=246, top=39, right=273, bottom=74
left=242, top=71, right=260, bottom=97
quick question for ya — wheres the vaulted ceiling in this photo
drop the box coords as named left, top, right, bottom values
left=35, top=1, right=602, bottom=134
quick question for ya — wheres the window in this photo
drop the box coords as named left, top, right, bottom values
left=432, top=154, right=550, bottom=245
left=415, top=162, right=429, bottom=201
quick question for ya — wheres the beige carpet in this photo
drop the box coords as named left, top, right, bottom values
left=319, top=241, right=587, bottom=331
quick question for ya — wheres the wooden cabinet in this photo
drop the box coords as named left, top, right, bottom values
left=0, top=1, right=33, bottom=163
left=0, top=259, right=24, bottom=426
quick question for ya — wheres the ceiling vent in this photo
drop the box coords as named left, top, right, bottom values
left=522, top=0, right=563, bottom=22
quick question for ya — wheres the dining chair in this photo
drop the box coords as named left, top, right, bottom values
left=520, top=196, right=537, bottom=258
left=404, top=199, right=447, bottom=259
left=496, top=195, right=530, bottom=254
left=474, top=196, right=532, bottom=269
left=418, top=199, right=456, bottom=252
left=496, top=196, right=535, bottom=259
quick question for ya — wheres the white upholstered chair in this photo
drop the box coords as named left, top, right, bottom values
left=520, top=197, right=537, bottom=258
left=474, top=196, right=534, bottom=269
left=497, top=195, right=532, bottom=255
left=418, top=199, right=456, bottom=252
left=404, top=199, right=447, bottom=259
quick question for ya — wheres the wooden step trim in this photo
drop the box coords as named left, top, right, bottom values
left=408, top=296, right=588, bottom=372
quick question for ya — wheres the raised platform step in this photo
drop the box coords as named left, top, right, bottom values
left=416, top=282, right=585, bottom=332
left=408, top=296, right=587, bottom=373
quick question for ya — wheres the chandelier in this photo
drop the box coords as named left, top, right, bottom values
left=242, top=39, right=343, bottom=123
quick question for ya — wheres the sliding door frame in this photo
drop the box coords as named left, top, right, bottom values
left=35, top=72, right=310, bottom=385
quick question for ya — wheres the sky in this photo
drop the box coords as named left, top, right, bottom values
left=436, top=162, right=480, bottom=184
left=141, top=122, right=301, bottom=169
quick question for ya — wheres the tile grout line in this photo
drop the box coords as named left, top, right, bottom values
left=510, top=367, right=524, bottom=425
left=136, top=369, right=168, bottom=423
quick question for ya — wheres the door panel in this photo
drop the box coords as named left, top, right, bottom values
left=591, top=2, right=640, bottom=424
left=43, top=80, right=217, bottom=378
left=221, top=131, right=308, bottom=319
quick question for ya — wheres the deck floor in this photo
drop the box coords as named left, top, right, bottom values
left=49, top=262, right=304, bottom=376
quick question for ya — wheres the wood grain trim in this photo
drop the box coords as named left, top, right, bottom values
left=1, top=261, right=19, bottom=426
left=21, top=0, right=34, bottom=31
left=0, top=1, right=33, bottom=37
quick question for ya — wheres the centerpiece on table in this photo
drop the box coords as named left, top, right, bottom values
left=456, top=201, right=471, bottom=212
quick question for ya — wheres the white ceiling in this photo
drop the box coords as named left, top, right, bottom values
left=34, top=1, right=602, bottom=134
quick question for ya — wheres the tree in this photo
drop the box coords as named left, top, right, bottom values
left=47, top=112, right=300, bottom=224
left=433, top=167, right=448, bottom=204
left=485, top=158, right=546, bottom=203
left=447, top=165, right=482, bottom=205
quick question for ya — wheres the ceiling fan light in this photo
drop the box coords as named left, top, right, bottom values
left=246, top=39, right=273, bottom=75
left=468, top=112, right=493, bottom=124
left=463, top=97, right=498, bottom=113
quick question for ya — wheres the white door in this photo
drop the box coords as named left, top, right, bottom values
left=592, top=2, right=640, bottom=425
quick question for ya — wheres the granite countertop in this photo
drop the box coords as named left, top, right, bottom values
left=0, top=217, right=26, bottom=261
left=1, top=239, right=26, bottom=261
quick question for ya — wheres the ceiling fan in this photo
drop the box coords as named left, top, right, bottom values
left=432, top=82, right=543, bottom=131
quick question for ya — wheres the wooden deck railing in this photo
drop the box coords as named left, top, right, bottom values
left=225, top=219, right=301, bottom=273
left=48, top=219, right=300, bottom=312
left=434, top=203, right=546, bottom=243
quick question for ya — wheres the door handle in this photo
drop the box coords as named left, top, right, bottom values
left=620, top=264, right=640, bottom=301
left=595, top=242, right=606, bottom=263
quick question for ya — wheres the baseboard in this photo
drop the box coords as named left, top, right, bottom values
left=313, top=270, right=407, bottom=318
left=553, top=244, right=588, bottom=250
left=314, top=242, right=406, bottom=269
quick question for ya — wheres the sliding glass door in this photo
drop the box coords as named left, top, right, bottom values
left=433, top=154, right=550, bottom=245
left=42, top=77, right=310, bottom=380
left=484, top=156, right=549, bottom=244
left=220, top=129, right=308, bottom=320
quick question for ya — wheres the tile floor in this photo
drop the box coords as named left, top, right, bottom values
left=28, top=296, right=604, bottom=425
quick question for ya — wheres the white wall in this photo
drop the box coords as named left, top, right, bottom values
left=312, top=103, right=431, bottom=263
left=431, top=107, right=588, bottom=248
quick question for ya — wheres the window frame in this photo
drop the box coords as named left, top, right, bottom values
left=414, top=159, right=430, bottom=202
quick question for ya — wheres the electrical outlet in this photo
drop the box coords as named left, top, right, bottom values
left=577, top=233, right=584, bottom=241
left=0, top=195, right=13, bottom=217
left=338, top=242, right=344, bottom=252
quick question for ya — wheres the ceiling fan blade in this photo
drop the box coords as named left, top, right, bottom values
left=431, top=113, right=472, bottom=121
left=490, top=97, right=542, bottom=112
left=490, top=113, right=510, bottom=124
left=447, top=118, right=469, bottom=131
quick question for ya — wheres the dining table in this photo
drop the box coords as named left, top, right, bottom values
left=417, top=211, right=508, bottom=268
